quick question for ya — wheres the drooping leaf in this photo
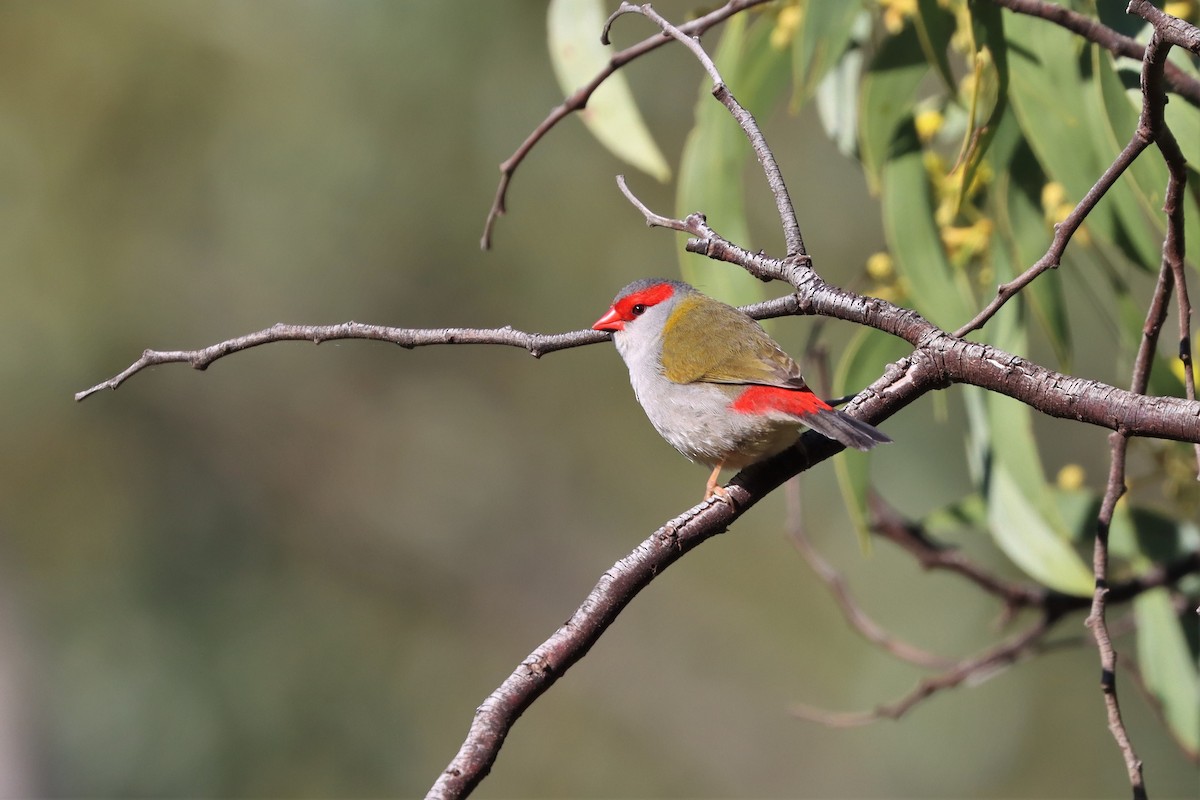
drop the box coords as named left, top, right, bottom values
left=1091, top=42, right=1200, bottom=275
left=790, top=1, right=865, bottom=110
left=987, top=465, right=1094, bottom=595
left=833, top=327, right=911, bottom=551
left=881, top=122, right=976, bottom=330
left=975, top=286, right=1092, bottom=596
left=1005, top=11, right=1163, bottom=270
left=859, top=23, right=930, bottom=192
left=990, top=112, right=1073, bottom=367
left=547, top=0, right=670, bottom=182
left=914, top=0, right=957, bottom=92
left=953, top=0, right=1008, bottom=213
left=1135, top=588, right=1200, bottom=754
left=815, top=40, right=864, bottom=158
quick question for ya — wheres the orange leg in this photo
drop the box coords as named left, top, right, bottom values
left=704, top=463, right=734, bottom=505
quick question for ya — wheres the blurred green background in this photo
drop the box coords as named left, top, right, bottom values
left=1, top=1, right=1194, bottom=796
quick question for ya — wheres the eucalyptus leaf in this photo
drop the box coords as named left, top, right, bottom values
left=953, top=0, right=1008, bottom=213
left=547, top=0, right=670, bottom=182
left=833, top=327, right=910, bottom=551
left=1135, top=588, right=1200, bottom=754
left=881, top=122, right=975, bottom=329
left=790, top=1, right=864, bottom=109
left=859, top=23, right=929, bottom=192
left=987, top=465, right=1094, bottom=596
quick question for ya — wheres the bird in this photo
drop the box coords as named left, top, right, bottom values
left=592, top=278, right=890, bottom=502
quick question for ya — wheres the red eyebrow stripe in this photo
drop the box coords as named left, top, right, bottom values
left=618, top=282, right=675, bottom=313
left=729, top=385, right=831, bottom=416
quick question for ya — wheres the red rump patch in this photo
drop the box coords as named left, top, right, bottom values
left=729, top=385, right=831, bottom=417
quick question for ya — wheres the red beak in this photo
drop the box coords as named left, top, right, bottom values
left=592, top=307, right=624, bottom=332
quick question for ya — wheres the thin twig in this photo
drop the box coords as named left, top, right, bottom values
left=786, top=483, right=955, bottom=670
left=480, top=0, right=773, bottom=250
left=1151, top=117, right=1198, bottom=475
left=791, top=614, right=1056, bottom=727
left=955, top=121, right=1152, bottom=338
left=1089, top=432, right=1145, bottom=799
left=956, top=4, right=1200, bottom=339
left=607, top=3, right=806, bottom=258
left=74, top=322, right=607, bottom=401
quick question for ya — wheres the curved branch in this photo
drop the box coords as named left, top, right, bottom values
left=75, top=299, right=804, bottom=402
left=427, top=489, right=758, bottom=798
left=609, top=3, right=806, bottom=257
left=479, top=0, right=773, bottom=250
left=791, top=613, right=1055, bottom=727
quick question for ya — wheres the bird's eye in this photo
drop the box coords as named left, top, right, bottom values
left=631, top=304, right=646, bottom=316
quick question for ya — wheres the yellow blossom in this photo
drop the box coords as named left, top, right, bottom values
left=1169, top=341, right=1195, bottom=385
left=771, top=4, right=802, bottom=50
left=1163, top=1, right=1196, bottom=22
left=1056, top=464, right=1086, bottom=491
left=940, top=218, right=993, bottom=259
left=866, top=251, right=895, bottom=281
left=915, top=109, right=945, bottom=143
left=880, top=0, right=918, bottom=34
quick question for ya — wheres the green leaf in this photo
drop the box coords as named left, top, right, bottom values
left=1004, top=12, right=1170, bottom=272
left=790, top=1, right=864, bottom=110
left=676, top=13, right=790, bottom=305
left=1135, top=588, right=1200, bottom=753
left=815, top=41, right=864, bottom=158
left=547, top=0, right=670, bottom=182
left=881, top=122, right=976, bottom=329
left=987, top=465, right=1094, bottom=595
left=953, top=0, right=1008, bottom=213
left=859, top=23, right=930, bottom=192
left=914, top=0, right=957, bottom=92
left=977, top=292, right=1092, bottom=596
left=833, top=327, right=910, bottom=552
left=990, top=112, right=1073, bottom=367
left=922, top=492, right=988, bottom=537
left=1091, top=43, right=1200, bottom=276
left=1088, top=42, right=1179, bottom=271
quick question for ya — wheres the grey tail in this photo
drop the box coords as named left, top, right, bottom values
left=804, top=407, right=891, bottom=451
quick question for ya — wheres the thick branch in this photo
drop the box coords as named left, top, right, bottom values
left=428, top=484, right=764, bottom=798
left=619, top=190, right=1200, bottom=445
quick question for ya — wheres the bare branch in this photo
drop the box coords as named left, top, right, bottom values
left=868, top=495, right=1047, bottom=610
left=1089, top=430, right=1146, bottom=799
left=790, top=615, right=1054, bottom=727
left=75, top=322, right=607, bottom=401
left=480, top=0, right=774, bottom=250
left=786, top=484, right=955, bottom=670
left=609, top=3, right=806, bottom=258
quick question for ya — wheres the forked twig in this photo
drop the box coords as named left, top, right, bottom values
left=480, top=0, right=773, bottom=250
left=606, top=2, right=805, bottom=258
left=790, top=614, right=1057, bottom=727
left=785, top=483, right=955, bottom=670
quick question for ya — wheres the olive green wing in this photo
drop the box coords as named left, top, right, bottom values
left=660, top=296, right=808, bottom=389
